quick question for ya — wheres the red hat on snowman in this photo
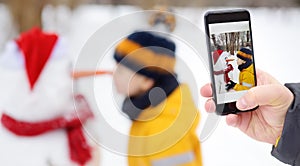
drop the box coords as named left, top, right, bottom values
left=15, top=27, right=58, bottom=90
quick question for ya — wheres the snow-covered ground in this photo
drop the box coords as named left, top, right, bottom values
left=0, top=4, right=300, bottom=166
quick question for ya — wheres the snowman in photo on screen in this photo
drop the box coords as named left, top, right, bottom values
left=0, top=28, right=99, bottom=166
left=212, top=45, right=234, bottom=94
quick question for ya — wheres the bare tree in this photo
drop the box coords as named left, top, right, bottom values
left=229, top=32, right=235, bottom=54
left=236, top=32, right=240, bottom=51
left=225, top=33, right=229, bottom=51
left=5, top=0, right=83, bottom=33
left=211, top=34, right=217, bottom=48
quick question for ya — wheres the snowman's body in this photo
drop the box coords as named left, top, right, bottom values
left=213, top=50, right=230, bottom=94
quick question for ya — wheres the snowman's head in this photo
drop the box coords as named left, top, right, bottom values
left=0, top=28, right=74, bottom=121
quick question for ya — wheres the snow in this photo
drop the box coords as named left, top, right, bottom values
left=1, top=4, right=300, bottom=166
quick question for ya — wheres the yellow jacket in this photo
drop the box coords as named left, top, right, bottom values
left=128, top=84, right=202, bottom=166
left=234, top=64, right=255, bottom=91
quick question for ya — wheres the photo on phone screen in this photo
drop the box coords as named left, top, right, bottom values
left=205, top=10, right=258, bottom=115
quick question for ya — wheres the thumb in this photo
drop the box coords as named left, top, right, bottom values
left=236, top=84, right=289, bottom=110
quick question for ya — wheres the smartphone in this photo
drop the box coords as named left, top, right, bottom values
left=204, top=9, right=258, bottom=115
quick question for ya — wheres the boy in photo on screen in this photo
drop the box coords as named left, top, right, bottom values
left=226, top=47, right=255, bottom=91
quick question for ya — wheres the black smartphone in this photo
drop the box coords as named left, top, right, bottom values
left=204, top=9, right=258, bottom=115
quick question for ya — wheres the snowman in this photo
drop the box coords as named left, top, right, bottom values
left=0, top=28, right=99, bottom=166
left=212, top=47, right=233, bottom=94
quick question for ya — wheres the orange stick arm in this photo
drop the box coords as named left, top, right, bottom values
left=72, top=70, right=113, bottom=79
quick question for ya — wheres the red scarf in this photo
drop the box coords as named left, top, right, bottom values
left=1, top=95, right=93, bottom=165
left=213, top=64, right=233, bottom=83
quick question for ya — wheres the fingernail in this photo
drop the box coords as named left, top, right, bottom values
left=228, top=121, right=237, bottom=127
left=227, top=120, right=235, bottom=127
left=226, top=115, right=238, bottom=127
left=238, top=97, right=248, bottom=109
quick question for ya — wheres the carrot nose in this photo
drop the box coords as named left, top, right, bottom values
left=225, top=59, right=235, bottom=62
left=72, top=70, right=113, bottom=79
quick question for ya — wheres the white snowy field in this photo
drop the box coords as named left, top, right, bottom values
left=1, top=4, right=300, bottom=166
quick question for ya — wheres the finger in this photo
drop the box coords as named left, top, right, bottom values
left=226, top=114, right=240, bottom=127
left=204, top=98, right=216, bottom=113
left=200, top=83, right=212, bottom=97
left=236, top=84, right=290, bottom=110
left=226, top=113, right=253, bottom=134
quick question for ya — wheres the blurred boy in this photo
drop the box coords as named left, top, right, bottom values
left=113, top=31, right=202, bottom=166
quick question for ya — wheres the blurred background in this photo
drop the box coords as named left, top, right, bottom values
left=0, top=0, right=299, bottom=166
left=0, top=0, right=300, bottom=49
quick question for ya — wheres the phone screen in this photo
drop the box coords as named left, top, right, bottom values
left=205, top=10, right=257, bottom=114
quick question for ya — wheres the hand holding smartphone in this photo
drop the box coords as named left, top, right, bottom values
left=204, top=9, right=258, bottom=115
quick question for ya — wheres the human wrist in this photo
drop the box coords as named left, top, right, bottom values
left=284, top=83, right=299, bottom=112
left=271, top=83, right=300, bottom=165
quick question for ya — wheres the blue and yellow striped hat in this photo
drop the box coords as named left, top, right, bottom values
left=114, top=31, right=176, bottom=79
left=237, top=47, right=253, bottom=62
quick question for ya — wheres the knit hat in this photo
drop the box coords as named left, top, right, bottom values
left=237, top=47, right=253, bottom=62
left=114, top=31, right=176, bottom=80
